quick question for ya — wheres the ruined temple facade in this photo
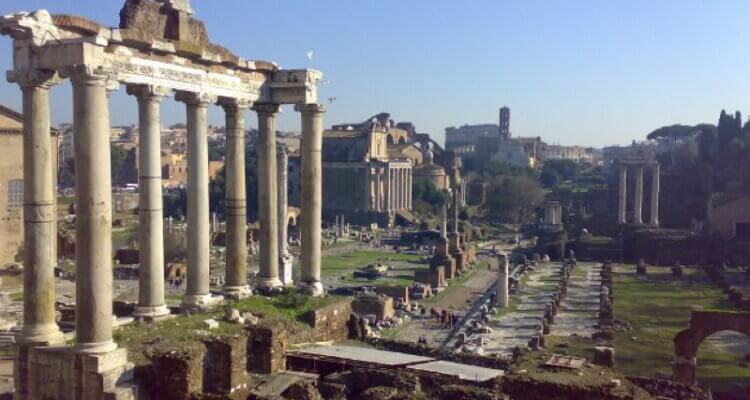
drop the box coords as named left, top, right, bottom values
left=1, top=1, right=323, bottom=398
left=322, top=115, right=413, bottom=226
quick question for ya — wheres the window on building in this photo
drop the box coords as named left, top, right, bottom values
left=8, top=179, right=23, bottom=208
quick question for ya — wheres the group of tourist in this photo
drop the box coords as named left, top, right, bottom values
left=429, top=307, right=459, bottom=328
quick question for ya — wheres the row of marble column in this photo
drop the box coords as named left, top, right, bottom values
left=369, top=165, right=411, bottom=212
left=618, top=163, right=659, bottom=226
left=15, top=67, right=325, bottom=356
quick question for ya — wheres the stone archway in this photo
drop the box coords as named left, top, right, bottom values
left=673, top=310, right=750, bottom=384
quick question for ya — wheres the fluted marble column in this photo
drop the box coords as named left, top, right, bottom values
left=633, top=165, right=644, bottom=225
left=255, top=104, right=282, bottom=289
left=177, top=91, right=221, bottom=310
left=129, top=85, right=170, bottom=319
left=296, top=104, right=325, bottom=296
left=70, top=67, right=117, bottom=353
left=277, top=144, right=294, bottom=286
left=15, top=71, right=64, bottom=346
left=650, top=164, right=660, bottom=226
left=221, top=99, right=251, bottom=298
left=618, top=164, right=627, bottom=224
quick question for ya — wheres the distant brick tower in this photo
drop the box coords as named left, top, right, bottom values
left=499, top=106, right=510, bottom=140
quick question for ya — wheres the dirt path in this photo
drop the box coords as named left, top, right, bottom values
left=390, top=238, right=518, bottom=347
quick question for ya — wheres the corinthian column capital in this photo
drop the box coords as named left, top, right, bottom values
left=253, top=103, right=281, bottom=115
left=294, top=103, right=326, bottom=114
left=63, top=65, right=119, bottom=91
left=7, top=69, right=61, bottom=89
left=175, top=91, right=217, bottom=107
left=126, top=84, right=170, bottom=102
left=218, top=97, right=252, bottom=115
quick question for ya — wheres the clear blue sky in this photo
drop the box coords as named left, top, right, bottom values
left=1, top=0, right=749, bottom=147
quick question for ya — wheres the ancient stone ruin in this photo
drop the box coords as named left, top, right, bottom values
left=0, top=1, right=325, bottom=398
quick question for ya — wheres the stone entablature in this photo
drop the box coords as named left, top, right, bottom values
left=2, top=6, right=320, bottom=106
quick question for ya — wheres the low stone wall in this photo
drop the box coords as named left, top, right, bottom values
left=627, top=376, right=710, bottom=400
left=375, top=285, right=410, bottom=303
left=249, top=299, right=354, bottom=375
left=145, top=345, right=205, bottom=400
left=299, top=299, right=353, bottom=342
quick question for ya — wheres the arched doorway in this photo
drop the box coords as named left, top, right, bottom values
left=673, top=311, right=750, bottom=385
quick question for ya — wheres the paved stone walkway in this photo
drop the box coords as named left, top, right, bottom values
left=478, top=263, right=562, bottom=356
left=551, top=263, right=601, bottom=337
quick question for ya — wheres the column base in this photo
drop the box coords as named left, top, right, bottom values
left=181, top=293, right=224, bottom=313
left=133, top=304, right=171, bottom=321
left=223, top=285, right=253, bottom=300
left=73, top=340, right=118, bottom=354
left=257, top=277, right=283, bottom=289
left=299, top=281, right=325, bottom=297
left=17, top=324, right=65, bottom=345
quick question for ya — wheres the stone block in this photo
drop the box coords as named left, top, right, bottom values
left=202, top=335, right=248, bottom=395
left=594, top=346, right=615, bottom=367
left=203, top=318, right=219, bottom=330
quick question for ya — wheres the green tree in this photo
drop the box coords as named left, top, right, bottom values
left=206, top=146, right=259, bottom=221
left=110, top=144, right=130, bottom=183
left=540, top=168, right=561, bottom=188
left=485, top=175, right=544, bottom=223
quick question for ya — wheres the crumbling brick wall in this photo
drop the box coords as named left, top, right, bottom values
left=300, top=299, right=353, bottom=342
left=627, top=376, right=710, bottom=400
left=202, top=334, right=248, bottom=395
left=146, top=345, right=205, bottom=400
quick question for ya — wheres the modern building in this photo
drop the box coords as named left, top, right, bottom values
left=0, top=105, right=58, bottom=265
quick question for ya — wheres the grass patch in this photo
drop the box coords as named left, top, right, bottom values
left=613, top=266, right=750, bottom=391
left=114, top=312, right=243, bottom=366
left=322, top=250, right=422, bottom=277
left=115, top=293, right=346, bottom=366
left=10, top=291, right=23, bottom=302
left=232, top=292, right=345, bottom=321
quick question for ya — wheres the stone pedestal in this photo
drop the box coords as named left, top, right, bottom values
left=430, top=238, right=456, bottom=280
left=27, top=345, right=135, bottom=400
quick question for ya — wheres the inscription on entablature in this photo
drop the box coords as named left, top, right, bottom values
left=107, top=58, right=262, bottom=96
